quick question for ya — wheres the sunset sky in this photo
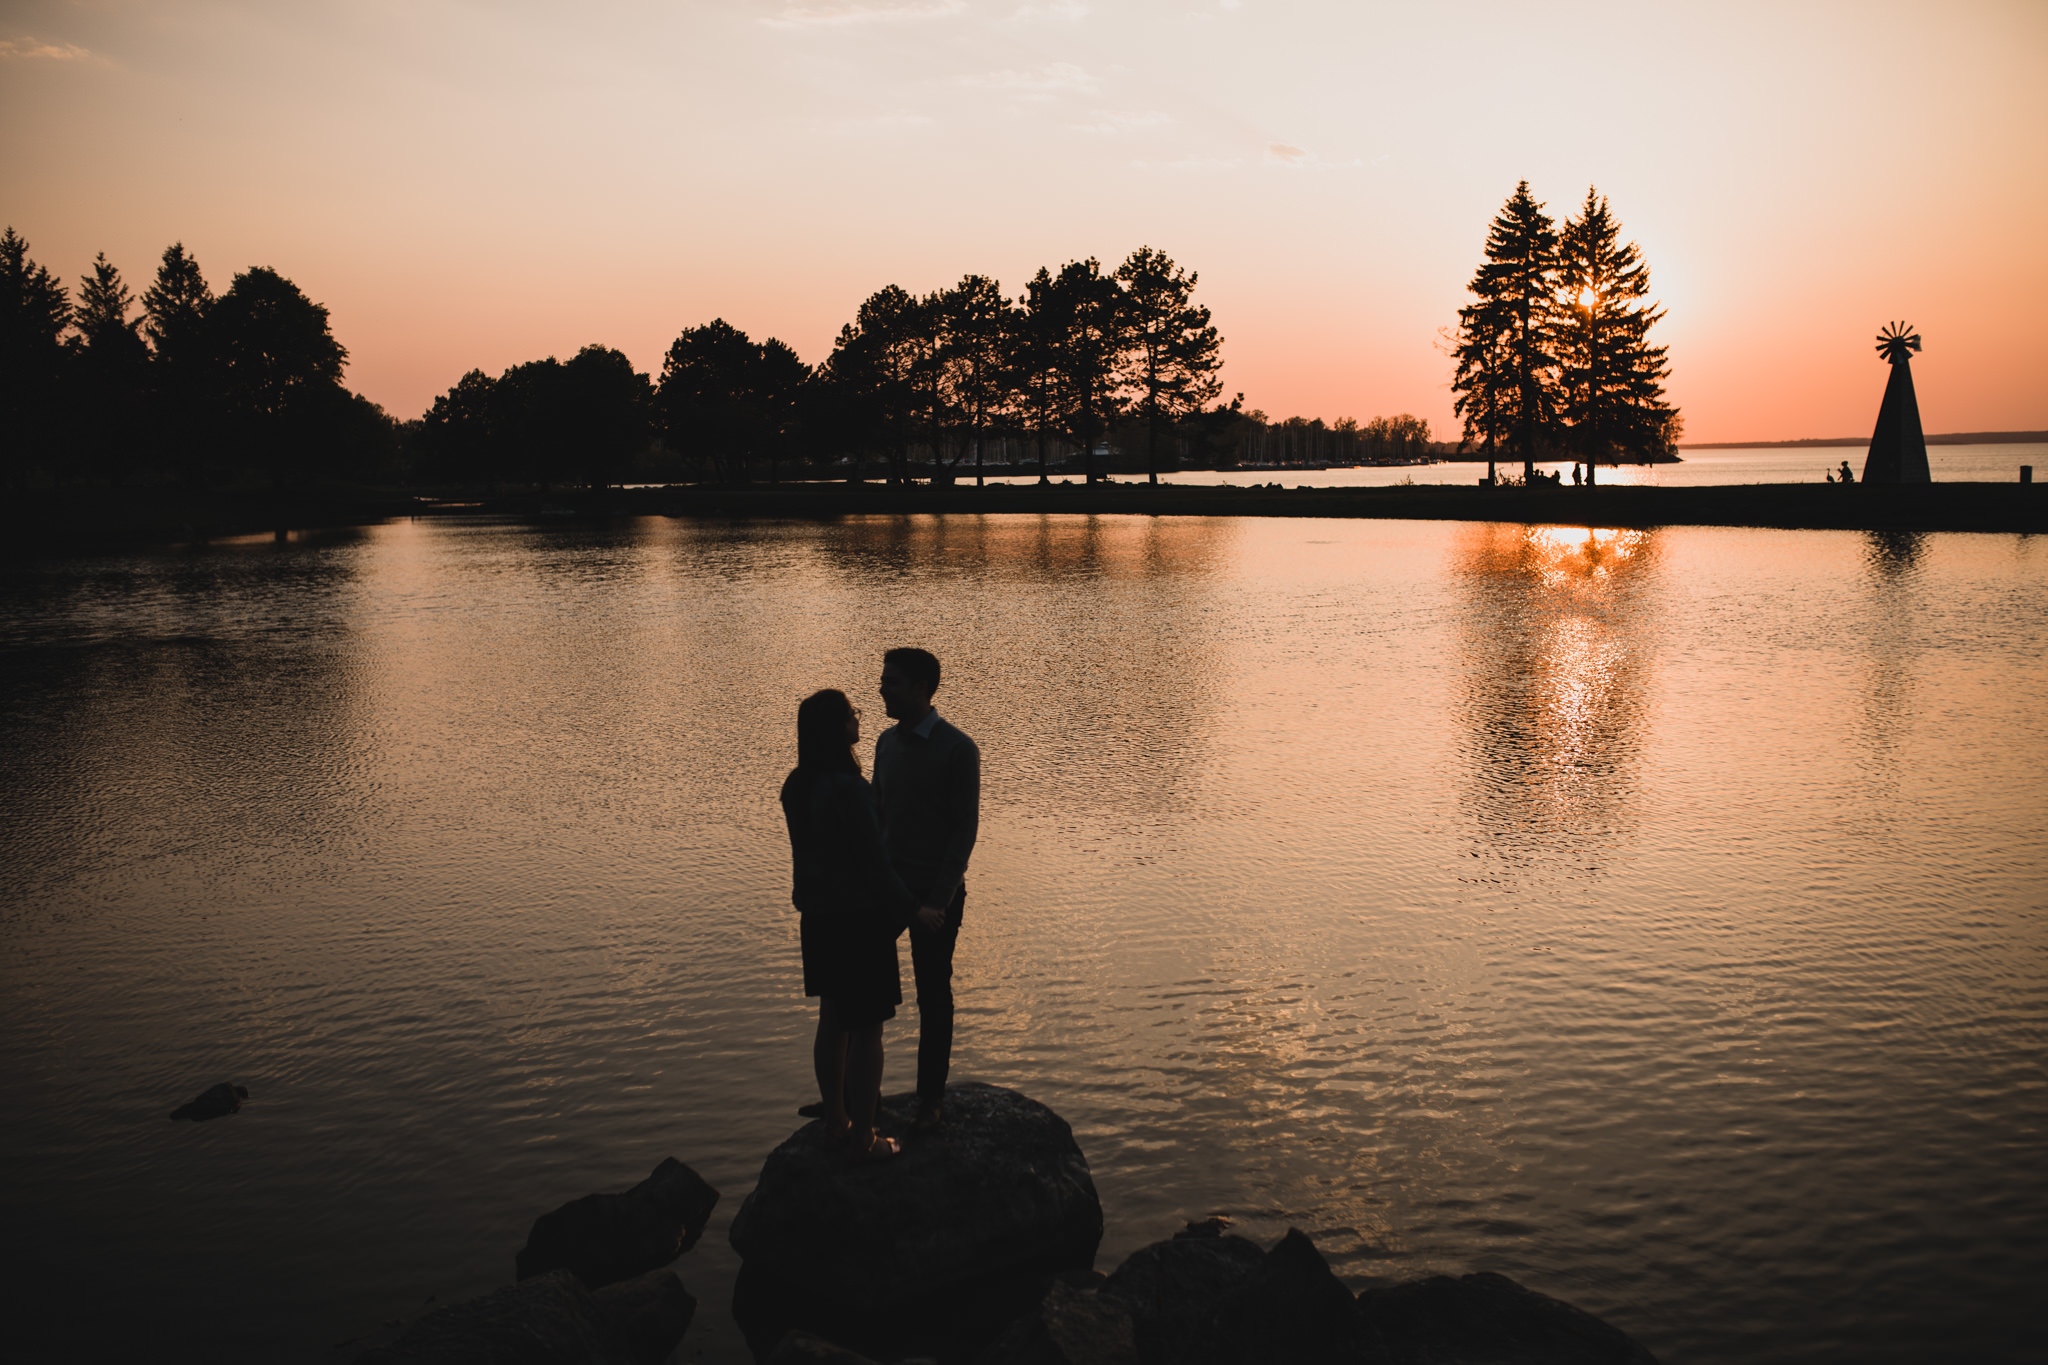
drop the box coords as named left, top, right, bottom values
left=4, top=0, right=2043, bottom=444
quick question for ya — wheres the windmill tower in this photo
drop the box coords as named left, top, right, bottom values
left=1861, top=322, right=1931, bottom=483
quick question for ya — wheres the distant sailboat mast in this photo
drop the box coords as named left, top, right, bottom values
left=1862, top=322, right=1932, bottom=483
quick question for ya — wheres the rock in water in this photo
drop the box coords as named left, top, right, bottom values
left=1207, top=1229, right=1359, bottom=1365
left=974, top=1277, right=1139, bottom=1365
left=730, top=1083, right=1103, bottom=1310
left=1355, top=1271, right=1659, bottom=1365
left=1099, top=1231, right=1263, bottom=1363
left=357, top=1268, right=695, bottom=1364
left=169, top=1082, right=247, bottom=1121
left=517, top=1157, right=719, bottom=1289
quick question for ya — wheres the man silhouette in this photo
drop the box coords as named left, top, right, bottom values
left=873, top=647, right=980, bottom=1132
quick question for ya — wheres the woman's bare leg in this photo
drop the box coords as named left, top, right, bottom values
left=814, top=1000, right=850, bottom=1133
left=843, top=1022, right=886, bottom=1146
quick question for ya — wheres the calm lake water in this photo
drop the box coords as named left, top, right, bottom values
left=2, top=509, right=2043, bottom=1363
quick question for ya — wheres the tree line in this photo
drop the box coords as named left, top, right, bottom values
left=419, top=246, right=1231, bottom=489
left=3, top=224, right=1481, bottom=495
left=1449, top=183, right=1680, bottom=483
left=1, top=228, right=398, bottom=491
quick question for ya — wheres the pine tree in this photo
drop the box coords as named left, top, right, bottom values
left=1115, top=245, right=1224, bottom=485
left=1555, top=188, right=1677, bottom=481
left=1, top=227, right=74, bottom=486
left=74, top=253, right=150, bottom=484
left=1451, top=181, right=1561, bottom=481
left=142, top=243, right=218, bottom=487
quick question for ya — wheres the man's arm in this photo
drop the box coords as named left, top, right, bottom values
left=930, top=734, right=980, bottom=910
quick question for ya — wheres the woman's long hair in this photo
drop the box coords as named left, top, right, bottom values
left=789, top=688, right=860, bottom=801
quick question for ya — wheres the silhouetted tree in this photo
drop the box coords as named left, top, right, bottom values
left=1046, top=258, right=1125, bottom=483
left=660, top=318, right=764, bottom=484
left=1115, top=246, right=1223, bottom=485
left=418, top=368, right=499, bottom=486
left=72, top=253, right=150, bottom=485
left=818, top=287, right=925, bottom=485
left=142, top=243, right=217, bottom=487
left=1452, top=181, right=1561, bottom=481
left=1555, top=188, right=1677, bottom=481
left=491, top=357, right=575, bottom=488
left=936, top=274, right=1014, bottom=486
left=208, top=266, right=349, bottom=487
left=560, top=344, right=652, bottom=488
left=751, top=337, right=810, bottom=483
left=1015, top=267, right=1071, bottom=484
left=1, top=227, right=73, bottom=487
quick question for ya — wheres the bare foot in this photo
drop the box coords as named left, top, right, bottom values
left=844, top=1128, right=901, bottom=1163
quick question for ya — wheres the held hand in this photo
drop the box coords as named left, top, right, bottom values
left=914, top=904, right=947, bottom=933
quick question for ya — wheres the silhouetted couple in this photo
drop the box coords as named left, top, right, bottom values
left=778, top=648, right=981, bottom=1162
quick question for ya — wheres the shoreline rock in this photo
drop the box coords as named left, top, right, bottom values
left=730, top=1083, right=1103, bottom=1309
left=517, top=1157, right=720, bottom=1290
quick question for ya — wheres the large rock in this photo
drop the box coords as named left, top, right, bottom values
left=517, top=1157, right=719, bottom=1289
left=1207, top=1230, right=1359, bottom=1365
left=974, top=1277, right=1139, bottom=1365
left=1355, top=1271, right=1659, bottom=1365
left=730, top=1083, right=1103, bottom=1309
left=357, top=1268, right=695, bottom=1365
left=1099, top=1230, right=1265, bottom=1363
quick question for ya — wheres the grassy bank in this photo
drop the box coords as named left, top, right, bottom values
left=8, top=478, right=2044, bottom=555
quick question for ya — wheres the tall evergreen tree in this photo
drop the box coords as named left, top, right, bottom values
left=1451, top=181, right=1561, bottom=481
left=142, top=244, right=217, bottom=487
left=1114, top=245, right=1223, bottom=485
left=1555, top=188, right=1678, bottom=481
left=1, top=227, right=74, bottom=486
left=73, top=253, right=150, bottom=484
left=750, top=337, right=811, bottom=484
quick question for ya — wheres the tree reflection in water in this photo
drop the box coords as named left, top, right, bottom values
left=1453, top=523, right=1662, bottom=877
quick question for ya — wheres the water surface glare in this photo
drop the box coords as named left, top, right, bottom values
left=1, top=514, right=2043, bottom=1363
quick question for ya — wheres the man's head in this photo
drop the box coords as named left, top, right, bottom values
left=879, top=647, right=941, bottom=722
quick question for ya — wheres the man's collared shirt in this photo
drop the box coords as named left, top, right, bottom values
left=872, top=708, right=980, bottom=907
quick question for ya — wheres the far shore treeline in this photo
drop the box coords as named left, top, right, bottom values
left=0, top=231, right=1439, bottom=493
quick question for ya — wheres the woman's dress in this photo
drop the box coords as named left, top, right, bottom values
left=779, top=767, right=915, bottom=1026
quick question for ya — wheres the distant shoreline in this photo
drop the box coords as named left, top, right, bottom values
left=10, top=478, right=2044, bottom=555
left=1681, top=430, right=2048, bottom=449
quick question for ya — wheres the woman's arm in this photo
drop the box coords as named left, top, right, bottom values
left=814, top=774, right=916, bottom=930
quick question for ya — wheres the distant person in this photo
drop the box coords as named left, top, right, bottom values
left=1839, top=460, right=1856, bottom=484
left=1572, top=463, right=1583, bottom=486
left=780, top=688, right=916, bottom=1162
left=1826, top=469, right=1836, bottom=483
left=873, top=647, right=981, bottom=1134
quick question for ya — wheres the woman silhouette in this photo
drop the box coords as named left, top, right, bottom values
left=779, top=688, right=916, bottom=1160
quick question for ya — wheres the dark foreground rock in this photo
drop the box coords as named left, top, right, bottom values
left=1355, top=1271, right=1658, bottom=1365
left=1013, top=1225, right=1658, bottom=1365
left=170, top=1081, right=247, bottom=1121
left=517, top=1157, right=719, bottom=1289
left=356, top=1267, right=694, bottom=1364
left=731, top=1083, right=1102, bottom=1308
left=973, top=1276, right=1138, bottom=1365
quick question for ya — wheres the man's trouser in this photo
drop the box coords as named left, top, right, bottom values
left=908, top=884, right=966, bottom=1104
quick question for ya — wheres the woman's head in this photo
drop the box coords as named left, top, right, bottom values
left=795, top=688, right=860, bottom=774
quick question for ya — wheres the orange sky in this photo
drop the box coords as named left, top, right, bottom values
left=4, top=0, right=2044, bottom=443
